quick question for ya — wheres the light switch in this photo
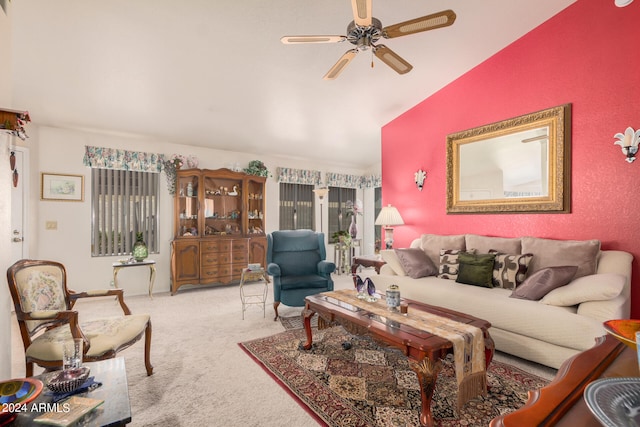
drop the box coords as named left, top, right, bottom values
left=45, top=221, right=57, bottom=230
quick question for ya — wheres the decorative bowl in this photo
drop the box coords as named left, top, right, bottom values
left=603, top=319, right=640, bottom=350
left=0, top=378, right=44, bottom=424
left=46, top=367, right=90, bottom=394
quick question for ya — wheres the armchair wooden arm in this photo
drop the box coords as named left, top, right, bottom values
left=18, top=309, right=91, bottom=356
left=69, top=288, right=132, bottom=315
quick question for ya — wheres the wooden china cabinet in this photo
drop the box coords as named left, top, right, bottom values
left=170, top=168, right=267, bottom=295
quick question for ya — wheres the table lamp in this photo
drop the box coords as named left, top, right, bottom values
left=375, top=204, right=404, bottom=249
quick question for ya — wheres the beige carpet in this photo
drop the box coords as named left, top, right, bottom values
left=10, top=273, right=557, bottom=426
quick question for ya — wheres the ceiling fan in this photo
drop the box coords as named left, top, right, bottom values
left=281, top=0, right=456, bottom=80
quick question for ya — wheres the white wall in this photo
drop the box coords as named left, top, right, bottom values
left=0, top=1, right=12, bottom=379
left=29, top=124, right=378, bottom=296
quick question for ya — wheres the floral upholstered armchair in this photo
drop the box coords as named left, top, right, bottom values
left=6, top=259, right=153, bottom=376
left=267, top=230, right=336, bottom=320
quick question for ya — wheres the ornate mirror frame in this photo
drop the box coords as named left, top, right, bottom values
left=446, top=104, right=571, bottom=214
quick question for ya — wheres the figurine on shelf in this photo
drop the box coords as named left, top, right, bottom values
left=228, top=185, right=239, bottom=196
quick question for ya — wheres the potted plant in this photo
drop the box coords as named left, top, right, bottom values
left=331, top=230, right=350, bottom=244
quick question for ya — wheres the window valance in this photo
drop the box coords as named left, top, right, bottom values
left=276, top=167, right=321, bottom=185
left=361, top=174, right=382, bottom=188
left=326, top=172, right=365, bottom=188
left=83, top=146, right=165, bottom=173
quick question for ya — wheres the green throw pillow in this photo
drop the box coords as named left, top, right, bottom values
left=455, top=253, right=496, bottom=288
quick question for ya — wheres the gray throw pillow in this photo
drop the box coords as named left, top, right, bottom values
left=455, top=252, right=496, bottom=288
left=394, top=248, right=438, bottom=279
left=510, top=266, right=578, bottom=301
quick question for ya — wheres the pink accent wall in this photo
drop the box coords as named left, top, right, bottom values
left=381, top=0, right=640, bottom=315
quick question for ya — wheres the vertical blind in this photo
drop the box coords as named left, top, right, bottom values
left=279, top=183, right=314, bottom=230
left=91, top=169, right=159, bottom=256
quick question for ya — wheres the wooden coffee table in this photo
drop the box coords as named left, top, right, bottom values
left=490, top=334, right=636, bottom=426
left=303, top=289, right=494, bottom=427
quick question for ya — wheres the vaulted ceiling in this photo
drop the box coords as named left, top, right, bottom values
left=9, top=0, right=576, bottom=169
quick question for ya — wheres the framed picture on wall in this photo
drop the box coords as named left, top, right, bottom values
left=41, top=173, right=84, bottom=202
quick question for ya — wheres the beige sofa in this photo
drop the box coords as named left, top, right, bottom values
left=365, top=234, right=633, bottom=369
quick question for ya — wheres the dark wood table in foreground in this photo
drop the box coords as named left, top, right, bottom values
left=490, top=334, right=636, bottom=426
left=303, top=290, right=494, bottom=427
left=12, top=357, right=132, bottom=426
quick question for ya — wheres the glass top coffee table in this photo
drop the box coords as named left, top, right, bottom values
left=303, top=289, right=494, bottom=427
left=11, top=357, right=132, bottom=426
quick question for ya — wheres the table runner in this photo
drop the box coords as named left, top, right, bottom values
left=322, top=289, right=487, bottom=410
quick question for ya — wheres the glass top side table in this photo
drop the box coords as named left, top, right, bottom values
left=239, top=267, right=270, bottom=319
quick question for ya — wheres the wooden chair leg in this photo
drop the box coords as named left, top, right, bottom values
left=25, top=360, right=33, bottom=377
left=144, top=321, right=154, bottom=376
left=273, top=301, right=280, bottom=321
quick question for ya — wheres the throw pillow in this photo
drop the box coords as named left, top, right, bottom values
left=465, top=234, right=522, bottom=254
left=489, top=251, right=534, bottom=290
left=379, top=250, right=407, bottom=276
left=455, top=252, right=496, bottom=288
left=539, top=273, right=626, bottom=306
left=438, top=249, right=475, bottom=280
left=394, top=248, right=438, bottom=279
left=420, top=234, right=466, bottom=268
left=510, top=266, right=578, bottom=301
left=521, top=236, right=600, bottom=279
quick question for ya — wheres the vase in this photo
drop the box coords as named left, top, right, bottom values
left=349, top=216, right=358, bottom=239
left=132, top=233, right=148, bottom=262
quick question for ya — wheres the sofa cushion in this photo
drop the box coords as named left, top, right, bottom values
left=465, top=234, right=522, bottom=254
left=438, top=249, right=474, bottom=280
left=456, top=252, right=496, bottom=288
left=490, top=251, right=534, bottom=290
left=521, top=237, right=600, bottom=279
left=510, top=266, right=578, bottom=301
left=380, top=250, right=407, bottom=276
left=420, top=234, right=466, bottom=267
left=394, top=248, right=438, bottom=279
left=539, top=273, right=626, bottom=306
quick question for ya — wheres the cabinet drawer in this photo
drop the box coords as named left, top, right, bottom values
left=201, top=253, right=231, bottom=266
left=231, top=240, right=248, bottom=251
left=200, top=265, right=232, bottom=279
left=231, top=251, right=248, bottom=263
left=201, top=240, right=232, bottom=253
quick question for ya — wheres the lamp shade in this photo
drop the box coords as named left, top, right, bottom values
left=313, top=187, right=329, bottom=199
left=375, top=205, right=404, bottom=226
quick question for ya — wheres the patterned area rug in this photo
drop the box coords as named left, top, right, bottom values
left=240, top=326, right=549, bottom=427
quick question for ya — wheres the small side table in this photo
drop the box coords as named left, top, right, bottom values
left=112, top=260, right=156, bottom=298
left=351, top=255, right=386, bottom=287
left=240, top=267, right=270, bottom=319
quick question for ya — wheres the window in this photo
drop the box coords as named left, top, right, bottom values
left=374, top=187, right=382, bottom=252
left=91, top=169, right=159, bottom=257
left=279, top=183, right=314, bottom=230
left=328, top=186, right=356, bottom=242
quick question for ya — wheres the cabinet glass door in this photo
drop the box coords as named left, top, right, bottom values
left=246, top=178, right=265, bottom=235
left=203, top=175, right=243, bottom=236
left=176, top=173, right=200, bottom=237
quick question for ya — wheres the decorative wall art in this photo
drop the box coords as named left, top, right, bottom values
left=41, top=173, right=84, bottom=202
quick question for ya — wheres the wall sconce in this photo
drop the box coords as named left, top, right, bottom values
left=614, top=127, right=640, bottom=163
left=374, top=204, right=404, bottom=249
left=414, top=169, right=427, bottom=191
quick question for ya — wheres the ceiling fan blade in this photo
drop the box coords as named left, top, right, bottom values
left=351, top=0, right=372, bottom=27
left=382, top=9, right=456, bottom=39
left=280, top=35, right=347, bottom=44
left=323, top=49, right=357, bottom=80
left=373, top=45, right=413, bottom=75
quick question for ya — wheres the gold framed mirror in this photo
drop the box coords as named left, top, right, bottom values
left=446, top=104, right=571, bottom=214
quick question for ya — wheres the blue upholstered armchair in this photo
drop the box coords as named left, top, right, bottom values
left=267, top=230, right=336, bottom=320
